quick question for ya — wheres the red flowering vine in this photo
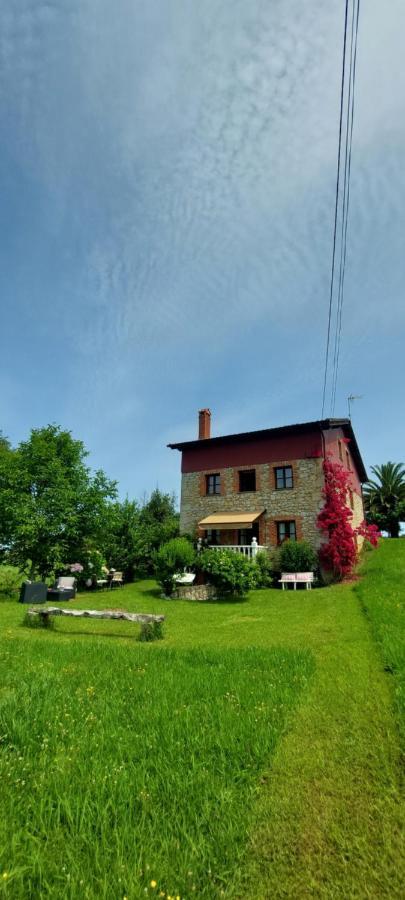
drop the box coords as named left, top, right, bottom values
left=317, top=458, right=380, bottom=580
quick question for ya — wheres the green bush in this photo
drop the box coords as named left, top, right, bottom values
left=0, top=565, right=25, bottom=601
left=198, top=549, right=257, bottom=598
left=138, top=620, right=164, bottom=642
left=278, top=540, right=317, bottom=573
left=22, top=610, right=54, bottom=629
left=254, top=551, right=274, bottom=588
left=154, top=537, right=196, bottom=596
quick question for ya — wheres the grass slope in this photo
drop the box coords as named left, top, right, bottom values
left=1, top=541, right=404, bottom=898
left=0, top=614, right=311, bottom=898
left=354, top=539, right=405, bottom=754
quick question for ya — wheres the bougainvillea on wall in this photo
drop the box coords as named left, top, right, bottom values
left=317, top=458, right=380, bottom=581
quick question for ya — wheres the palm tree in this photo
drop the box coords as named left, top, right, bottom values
left=363, top=462, right=405, bottom=537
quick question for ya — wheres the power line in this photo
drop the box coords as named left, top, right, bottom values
left=321, top=0, right=361, bottom=418
left=330, top=0, right=357, bottom=414
left=321, top=0, right=350, bottom=419
left=330, top=0, right=361, bottom=414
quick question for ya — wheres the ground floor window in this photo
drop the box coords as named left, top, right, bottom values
left=276, top=520, right=296, bottom=544
left=205, top=529, right=221, bottom=545
left=238, top=522, right=259, bottom=545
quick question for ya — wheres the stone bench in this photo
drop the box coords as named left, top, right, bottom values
left=27, top=607, right=165, bottom=640
left=279, top=572, right=314, bottom=591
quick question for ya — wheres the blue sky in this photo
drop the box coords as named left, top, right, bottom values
left=1, top=0, right=404, bottom=502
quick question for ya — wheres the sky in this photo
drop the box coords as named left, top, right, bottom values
left=1, top=0, right=404, bottom=503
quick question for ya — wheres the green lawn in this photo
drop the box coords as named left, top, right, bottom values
left=0, top=542, right=404, bottom=898
left=354, top=539, right=405, bottom=753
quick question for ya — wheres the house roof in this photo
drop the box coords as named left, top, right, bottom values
left=168, top=418, right=368, bottom=482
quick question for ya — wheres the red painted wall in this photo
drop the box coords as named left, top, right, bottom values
left=322, top=428, right=362, bottom=494
left=181, top=431, right=323, bottom=474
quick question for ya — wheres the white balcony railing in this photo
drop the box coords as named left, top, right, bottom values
left=208, top=537, right=267, bottom=559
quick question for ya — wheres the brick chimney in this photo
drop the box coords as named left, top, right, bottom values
left=198, top=408, right=211, bottom=440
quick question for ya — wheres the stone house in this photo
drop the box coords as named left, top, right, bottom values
left=168, top=409, right=367, bottom=556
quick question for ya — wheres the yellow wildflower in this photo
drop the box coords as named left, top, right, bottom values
left=150, top=882, right=157, bottom=889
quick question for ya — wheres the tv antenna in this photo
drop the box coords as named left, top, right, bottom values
left=347, top=394, right=362, bottom=419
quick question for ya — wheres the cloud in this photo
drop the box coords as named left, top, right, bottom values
left=1, top=0, right=404, bottom=493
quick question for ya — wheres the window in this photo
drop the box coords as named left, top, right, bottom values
left=238, top=523, right=259, bottom=545
left=206, top=529, right=221, bottom=545
left=346, top=450, right=351, bottom=471
left=206, top=473, right=221, bottom=495
left=238, top=469, right=256, bottom=492
left=276, top=520, right=296, bottom=544
left=275, top=466, right=293, bottom=490
left=338, top=440, right=343, bottom=461
left=349, top=490, right=354, bottom=510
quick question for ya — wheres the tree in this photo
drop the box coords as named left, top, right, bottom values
left=0, top=432, right=19, bottom=562
left=2, top=425, right=117, bottom=578
left=99, top=489, right=180, bottom=581
left=363, top=462, right=405, bottom=538
left=100, top=499, right=141, bottom=582
left=135, top=489, right=180, bottom=577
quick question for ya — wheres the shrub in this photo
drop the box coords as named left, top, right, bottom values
left=317, top=458, right=380, bottom=581
left=138, top=620, right=164, bottom=642
left=254, top=551, right=274, bottom=587
left=57, top=548, right=107, bottom=590
left=278, top=540, right=317, bottom=574
left=154, top=537, right=196, bottom=596
left=197, top=549, right=257, bottom=598
left=22, top=611, right=54, bottom=629
left=0, top=565, right=25, bottom=600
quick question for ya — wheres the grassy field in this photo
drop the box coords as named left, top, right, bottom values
left=0, top=541, right=404, bottom=898
left=354, top=539, right=405, bottom=753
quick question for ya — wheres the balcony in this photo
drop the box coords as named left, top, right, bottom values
left=207, top=537, right=267, bottom=559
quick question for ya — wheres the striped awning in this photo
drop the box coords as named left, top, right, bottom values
left=198, top=511, right=264, bottom=531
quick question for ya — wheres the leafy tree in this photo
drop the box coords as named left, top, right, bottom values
left=135, top=489, right=179, bottom=577
left=99, top=490, right=180, bottom=581
left=0, top=432, right=17, bottom=561
left=1, top=425, right=117, bottom=579
left=363, top=462, right=405, bottom=538
left=100, top=499, right=141, bottom=582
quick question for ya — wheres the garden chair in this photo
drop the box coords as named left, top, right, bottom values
left=110, top=571, right=124, bottom=588
left=92, top=574, right=108, bottom=591
left=47, top=576, right=77, bottom=601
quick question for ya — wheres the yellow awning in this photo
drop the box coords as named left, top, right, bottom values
left=198, top=511, right=264, bottom=531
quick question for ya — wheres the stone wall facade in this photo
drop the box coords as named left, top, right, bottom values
left=172, top=584, right=218, bottom=602
left=180, top=457, right=327, bottom=549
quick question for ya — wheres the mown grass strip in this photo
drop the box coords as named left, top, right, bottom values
left=231, top=562, right=404, bottom=898
left=0, top=642, right=313, bottom=899
left=354, top=539, right=405, bottom=754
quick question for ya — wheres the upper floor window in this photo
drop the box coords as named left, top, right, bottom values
left=275, top=465, right=293, bottom=490
left=206, top=473, right=221, bottom=495
left=346, top=450, right=351, bottom=471
left=338, top=440, right=343, bottom=462
left=239, top=469, right=256, bottom=492
left=277, top=520, right=296, bottom=544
